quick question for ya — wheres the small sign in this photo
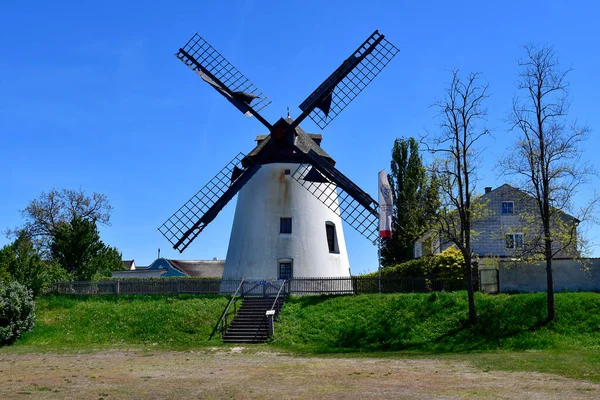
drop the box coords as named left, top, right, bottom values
left=266, top=310, right=275, bottom=316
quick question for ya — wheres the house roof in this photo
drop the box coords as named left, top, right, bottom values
left=166, top=260, right=225, bottom=277
left=123, top=260, right=135, bottom=270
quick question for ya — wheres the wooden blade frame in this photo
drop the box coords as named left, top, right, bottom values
left=158, top=153, right=260, bottom=252
left=292, top=150, right=380, bottom=243
left=293, top=30, right=399, bottom=130
left=176, top=33, right=272, bottom=130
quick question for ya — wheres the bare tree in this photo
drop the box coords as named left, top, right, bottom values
left=6, top=188, right=112, bottom=257
left=426, top=70, right=490, bottom=324
left=500, top=44, right=596, bottom=321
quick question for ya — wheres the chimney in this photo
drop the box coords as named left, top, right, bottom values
left=158, top=248, right=161, bottom=258
left=484, top=187, right=492, bottom=194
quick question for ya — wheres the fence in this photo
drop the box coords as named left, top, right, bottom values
left=47, top=276, right=440, bottom=296
left=498, top=258, right=600, bottom=293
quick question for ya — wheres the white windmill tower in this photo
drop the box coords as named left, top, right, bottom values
left=159, top=31, right=399, bottom=281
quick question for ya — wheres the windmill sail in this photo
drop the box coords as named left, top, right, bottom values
left=295, top=30, right=399, bottom=130
left=158, top=153, right=260, bottom=252
left=292, top=150, right=380, bottom=243
left=176, top=34, right=272, bottom=127
left=161, top=30, right=400, bottom=253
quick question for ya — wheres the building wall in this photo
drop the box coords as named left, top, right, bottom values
left=472, top=185, right=578, bottom=258
left=414, top=184, right=578, bottom=259
left=499, top=258, right=600, bottom=292
left=223, top=163, right=351, bottom=279
left=471, top=185, right=527, bottom=257
left=112, top=270, right=166, bottom=278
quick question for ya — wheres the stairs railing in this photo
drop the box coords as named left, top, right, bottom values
left=266, top=280, right=287, bottom=337
left=209, top=279, right=244, bottom=340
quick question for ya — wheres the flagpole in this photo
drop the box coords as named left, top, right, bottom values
left=378, top=238, right=382, bottom=293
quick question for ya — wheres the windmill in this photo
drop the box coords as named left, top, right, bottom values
left=159, top=30, right=399, bottom=280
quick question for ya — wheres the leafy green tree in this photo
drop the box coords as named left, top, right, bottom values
left=6, top=188, right=112, bottom=257
left=0, top=233, right=48, bottom=297
left=50, top=216, right=109, bottom=281
left=381, top=137, right=439, bottom=265
left=0, top=257, right=9, bottom=284
left=89, top=245, right=124, bottom=280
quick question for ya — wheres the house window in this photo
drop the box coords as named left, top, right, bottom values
left=279, top=262, right=293, bottom=280
left=505, top=233, right=524, bottom=249
left=280, top=217, right=292, bottom=234
left=325, top=222, right=337, bottom=253
left=502, top=201, right=514, bottom=215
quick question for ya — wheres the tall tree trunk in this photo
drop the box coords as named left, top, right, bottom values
left=545, top=239, right=555, bottom=321
left=464, top=255, right=477, bottom=324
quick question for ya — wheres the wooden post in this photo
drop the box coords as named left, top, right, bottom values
left=266, top=310, right=275, bottom=337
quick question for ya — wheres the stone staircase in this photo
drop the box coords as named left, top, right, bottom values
left=223, top=297, right=285, bottom=344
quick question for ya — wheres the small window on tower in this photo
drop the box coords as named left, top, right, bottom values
left=280, top=217, right=292, bottom=234
left=284, top=169, right=291, bottom=175
left=325, top=222, right=338, bottom=253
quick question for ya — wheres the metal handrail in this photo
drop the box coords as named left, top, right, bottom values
left=208, top=279, right=244, bottom=340
left=265, top=280, right=287, bottom=338
left=269, top=280, right=287, bottom=313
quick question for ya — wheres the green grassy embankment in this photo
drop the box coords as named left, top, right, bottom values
left=13, top=294, right=229, bottom=350
left=12, top=291, right=600, bottom=354
left=273, top=291, right=600, bottom=352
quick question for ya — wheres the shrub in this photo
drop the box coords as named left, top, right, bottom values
left=432, top=247, right=465, bottom=290
left=0, top=234, right=48, bottom=297
left=367, top=248, right=466, bottom=290
left=0, top=281, right=36, bottom=345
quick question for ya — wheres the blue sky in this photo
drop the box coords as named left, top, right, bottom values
left=1, top=0, right=599, bottom=273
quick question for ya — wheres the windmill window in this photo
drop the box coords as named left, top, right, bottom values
left=325, top=222, right=338, bottom=253
left=278, top=262, right=293, bottom=280
left=501, top=201, right=514, bottom=214
left=505, top=233, right=524, bottom=250
left=280, top=217, right=292, bottom=234
left=284, top=169, right=291, bottom=175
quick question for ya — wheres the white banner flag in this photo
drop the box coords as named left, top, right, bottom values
left=378, top=170, right=393, bottom=238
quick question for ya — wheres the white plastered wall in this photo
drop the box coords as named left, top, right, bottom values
left=223, top=163, right=350, bottom=279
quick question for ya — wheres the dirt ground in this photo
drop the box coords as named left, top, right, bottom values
left=0, top=348, right=598, bottom=399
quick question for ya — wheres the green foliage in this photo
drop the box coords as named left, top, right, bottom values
left=273, top=292, right=600, bottom=353
left=367, top=247, right=465, bottom=290
left=46, top=262, right=72, bottom=283
left=90, top=245, right=124, bottom=280
left=433, top=247, right=466, bottom=290
left=7, top=188, right=112, bottom=257
left=0, top=233, right=48, bottom=297
left=50, top=216, right=120, bottom=281
left=0, top=257, right=9, bottom=284
left=375, top=256, right=434, bottom=278
left=0, top=281, right=36, bottom=345
left=51, top=216, right=103, bottom=279
left=7, top=188, right=122, bottom=286
left=381, top=137, right=439, bottom=265
left=15, top=295, right=229, bottom=348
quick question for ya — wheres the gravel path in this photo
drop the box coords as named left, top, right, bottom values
left=1, top=348, right=598, bottom=399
